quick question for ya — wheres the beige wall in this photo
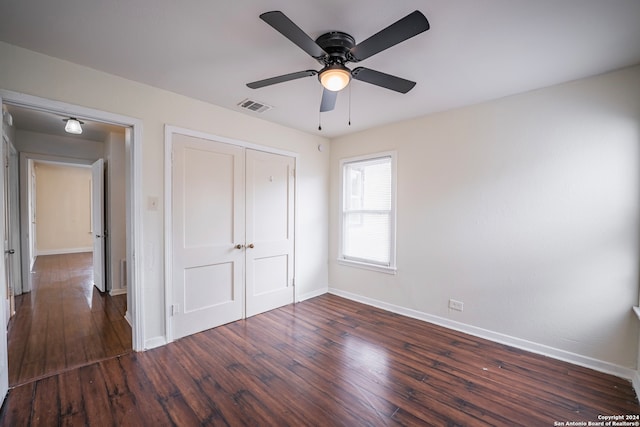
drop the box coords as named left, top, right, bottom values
left=330, top=65, right=640, bottom=372
left=35, top=162, right=92, bottom=254
left=0, top=41, right=330, bottom=346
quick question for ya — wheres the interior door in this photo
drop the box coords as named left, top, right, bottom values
left=172, top=134, right=245, bottom=340
left=0, top=100, right=11, bottom=403
left=2, top=135, right=14, bottom=319
left=91, top=158, right=105, bottom=292
left=7, top=142, right=20, bottom=299
left=28, top=160, right=36, bottom=272
left=245, top=150, right=295, bottom=317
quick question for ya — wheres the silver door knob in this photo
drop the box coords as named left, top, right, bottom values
left=5, top=249, right=15, bottom=255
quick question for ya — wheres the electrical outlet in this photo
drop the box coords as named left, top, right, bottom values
left=449, top=299, right=464, bottom=312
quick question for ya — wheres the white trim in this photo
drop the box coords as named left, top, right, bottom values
left=37, top=247, right=92, bottom=256
left=633, top=371, right=640, bottom=401
left=144, top=336, right=167, bottom=350
left=164, top=125, right=300, bottom=344
left=1, top=89, right=145, bottom=352
left=164, top=125, right=298, bottom=158
left=163, top=125, right=173, bottom=343
left=296, top=286, right=328, bottom=303
left=337, top=258, right=397, bottom=275
left=109, top=288, right=127, bottom=296
left=328, top=287, right=636, bottom=381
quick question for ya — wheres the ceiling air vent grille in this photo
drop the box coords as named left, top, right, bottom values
left=238, top=98, right=273, bottom=114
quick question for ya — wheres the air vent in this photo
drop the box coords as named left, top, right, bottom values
left=238, top=98, right=273, bottom=114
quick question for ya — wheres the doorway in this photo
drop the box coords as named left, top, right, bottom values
left=3, top=108, right=131, bottom=385
left=0, top=91, right=144, bottom=400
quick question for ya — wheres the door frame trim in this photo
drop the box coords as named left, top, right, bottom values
left=164, top=125, right=298, bottom=343
left=1, top=89, right=145, bottom=351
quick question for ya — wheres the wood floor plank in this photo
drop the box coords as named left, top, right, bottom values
left=1, top=294, right=638, bottom=426
left=78, top=363, right=115, bottom=426
left=58, top=368, right=86, bottom=420
left=116, top=353, right=173, bottom=426
left=0, top=382, right=34, bottom=426
left=30, top=375, right=59, bottom=427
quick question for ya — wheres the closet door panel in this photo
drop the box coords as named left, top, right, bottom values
left=171, top=134, right=244, bottom=339
left=245, top=150, right=295, bottom=317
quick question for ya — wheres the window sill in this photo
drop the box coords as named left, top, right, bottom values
left=337, top=258, right=397, bottom=275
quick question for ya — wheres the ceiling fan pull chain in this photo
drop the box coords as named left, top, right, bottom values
left=348, top=84, right=352, bottom=126
left=318, top=109, right=322, bottom=131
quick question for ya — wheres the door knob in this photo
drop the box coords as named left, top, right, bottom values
left=5, top=249, right=15, bottom=255
left=235, top=244, right=244, bottom=249
left=248, top=243, right=254, bottom=249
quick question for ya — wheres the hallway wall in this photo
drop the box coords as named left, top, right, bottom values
left=35, top=162, right=92, bottom=255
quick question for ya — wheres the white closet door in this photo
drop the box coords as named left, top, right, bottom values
left=172, top=134, right=245, bottom=340
left=245, top=150, right=295, bottom=317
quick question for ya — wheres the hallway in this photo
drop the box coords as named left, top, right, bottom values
left=7, top=253, right=131, bottom=386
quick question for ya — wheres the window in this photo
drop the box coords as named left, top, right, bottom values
left=339, top=152, right=396, bottom=273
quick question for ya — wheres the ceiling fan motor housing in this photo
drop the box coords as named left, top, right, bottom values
left=315, top=31, right=356, bottom=65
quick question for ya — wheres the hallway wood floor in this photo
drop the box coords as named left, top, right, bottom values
left=0, top=294, right=637, bottom=426
left=7, top=252, right=131, bottom=386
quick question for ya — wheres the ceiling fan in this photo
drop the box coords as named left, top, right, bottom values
left=246, top=10, right=430, bottom=114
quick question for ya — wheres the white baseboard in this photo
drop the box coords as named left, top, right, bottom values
left=37, top=247, right=92, bottom=256
left=144, top=336, right=167, bottom=350
left=109, top=288, right=127, bottom=296
left=296, top=286, right=328, bottom=303
left=633, top=372, right=640, bottom=401
left=125, top=310, right=132, bottom=327
left=328, top=287, right=636, bottom=381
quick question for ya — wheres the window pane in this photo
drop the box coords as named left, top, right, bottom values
left=362, top=162, right=391, bottom=211
left=343, top=212, right=390, bottom=265
left=344, top=157, right=391, bottom=211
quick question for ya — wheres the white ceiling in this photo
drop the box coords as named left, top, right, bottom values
left=1, top=1, right=639, bottom=138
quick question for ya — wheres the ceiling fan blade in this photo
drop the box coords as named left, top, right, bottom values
left=349, top=11, right=429, bottom=62
left=260, top=11, right=327, bottom=59
left=247, top=70, right=317, bottom=89
left=351, top=67, right=416, bottom=93
left=320, top=89, right=338, bottom=112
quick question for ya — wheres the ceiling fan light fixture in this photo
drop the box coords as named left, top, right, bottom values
left=63, top=117, right=84, bottom=134
left=319, top=65, right=351, bottom=92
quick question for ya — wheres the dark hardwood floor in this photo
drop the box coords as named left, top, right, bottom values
left=1, top=293, right=637, bottom=426
left=7, top=252, right=131, bottom=386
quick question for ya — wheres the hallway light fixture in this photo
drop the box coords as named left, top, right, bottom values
left=319, top=64, right=351, bottom=92
left=63, top=117, right=84, bottom=134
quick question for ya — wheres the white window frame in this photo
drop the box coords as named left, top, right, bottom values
left=338, top=151, right=397, bottom=274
